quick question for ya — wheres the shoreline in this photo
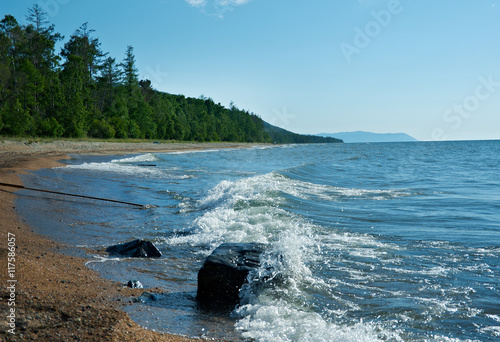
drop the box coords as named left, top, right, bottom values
left=0, top=140, right=263, bottom=341
left=0, top=139, right=271, bottom=164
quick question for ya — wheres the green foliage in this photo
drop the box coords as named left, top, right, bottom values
left=0, top=9, right=342, bottom=145
left=109, top=116, right=128, bottom=138
left=3, top=98, right=34, bottom=136
left=59, top=54, right=90, bottom=137
left=89, top=119, right=115, bottom=138
left=97, top=57, right=121, bottom=110
left=38, top=117, right=64, bottom=137
left=128, top=121, right=142, bottom=139
left=122, top=45, right=138, bottom=97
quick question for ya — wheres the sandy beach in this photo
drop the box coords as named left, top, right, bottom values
left=0, top=139, right=265, bottom=341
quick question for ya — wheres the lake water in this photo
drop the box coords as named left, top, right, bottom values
left=18, top=141, right=500, bottom=341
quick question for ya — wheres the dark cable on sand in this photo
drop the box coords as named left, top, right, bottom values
left=0, top=182, right=151, bottom=209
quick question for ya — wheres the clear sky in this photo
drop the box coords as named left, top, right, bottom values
left=3, top=0, right=500, bottom=141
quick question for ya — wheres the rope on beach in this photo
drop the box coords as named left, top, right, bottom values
left=0, top=182, right=147, bottom=208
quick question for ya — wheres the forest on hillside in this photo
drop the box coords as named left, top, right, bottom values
left=0, top=6, right=341, bottom=144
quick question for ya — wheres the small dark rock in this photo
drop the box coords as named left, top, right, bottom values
left=106, top=239, right=162, bottom=258
left=133, top=291, right=159, bottom=303
left=127, top=280, right=144, bottom=289
left=197, top=242, right=266, bottom=309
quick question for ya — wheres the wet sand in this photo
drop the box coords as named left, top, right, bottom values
left=0, top=140, right=264, bottom=341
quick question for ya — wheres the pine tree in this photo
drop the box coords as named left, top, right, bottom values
left=0, top=20, right=11, bottom=132
left=24, top=5, right=62, bottom=72
left=0, top=15, right=22, bottom=79
left=22, top=6, right=61, bottom=128
left=62, top=23, right=105, bottom=87
left=59, top=54, right=89, bottom=137
left=0, top=15, right=36, bottom=135
left=98, top=56, right=121, bottom=111
left=60, top=23, right=106, bottom=133
left=121, top=45, right=138, bottom=97
left=26, top=5, right=49, bottom=33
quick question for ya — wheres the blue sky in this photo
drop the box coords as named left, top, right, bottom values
left=3, top=0, right=500, bottom=141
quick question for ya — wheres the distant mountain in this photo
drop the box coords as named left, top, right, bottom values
left=264, top=122, right=343, bottom=144
left=317, top=131, right=418, bottom=143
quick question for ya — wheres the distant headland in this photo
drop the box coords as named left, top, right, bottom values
left=317, top=131, right=418, bottom=143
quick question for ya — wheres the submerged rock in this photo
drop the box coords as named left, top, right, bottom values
left=106, top=239, right=162, bottom=258
left=197, top=242, right=266, bottom=308
left=132, top=291, right=160, bottom=303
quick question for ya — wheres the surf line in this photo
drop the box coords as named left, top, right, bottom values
left=0, top=182, right=149, bottom=209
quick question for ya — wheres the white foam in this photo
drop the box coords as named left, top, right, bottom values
left=252, top=145, right=279, bottom=150
left=194, top=172, right=410, bottom=212
left=112, top=153, right=159, bottom=163
left=413, top=296, right=464, bottom=317
left=486, top=314, right=500, bottom=322
left=62, top=154, right=191, bottom=179
left=479, top=326, right=500, bottom=337
left=84, top=255, right=123, bottom=266
left=235, top=302, right=399, bottom=342
left=166, top=149, right=221, bottom=155
left=66, top=161, right=159, bottom=175
left=168, top=206, right=282, bottom=248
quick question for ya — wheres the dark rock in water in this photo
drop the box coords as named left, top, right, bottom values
left=197, top=242, right=266, bottom=308
left=106, top=239, right=162, bottom=258
left=127, top=280, right=144, bottom=289
left=133, top=291, right=160, bottom=303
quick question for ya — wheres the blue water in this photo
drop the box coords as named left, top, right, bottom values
left=18, top=141, right=500, bottom=341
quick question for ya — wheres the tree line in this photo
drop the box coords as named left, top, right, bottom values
left=0, top=6, right=341, bottom=144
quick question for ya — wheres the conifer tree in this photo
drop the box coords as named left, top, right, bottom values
left=98, top=57, right=121, bottom=110
left=62, top=23, right=105, bottom=86
left=0, top=15, right=35, bottom=135
left=59, top=54, right=88, bottom=137
left=24, top=5, right=63, bottom=129
left=121, top=45, right=138, bottom=97
left=60, top=23, right=105, bottom=133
